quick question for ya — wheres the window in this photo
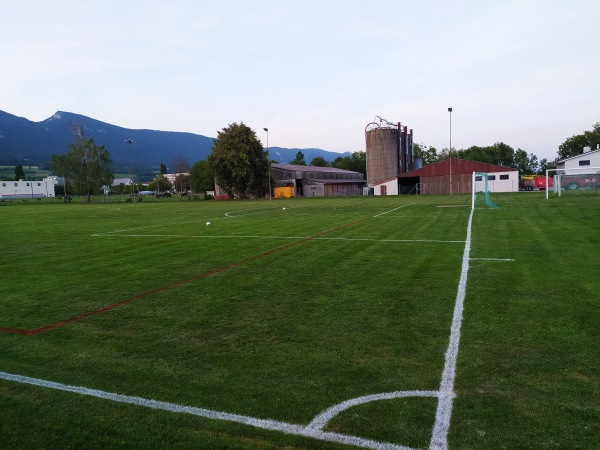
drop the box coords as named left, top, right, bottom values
left=1, top=183, right=5, bottom=187
left=500, top=174, right=509, bottom=180
left=579, top=160, right=591, bottom=166
left=475, top=176, right=482, bottom=181
left=37, top=183, right=41, bottom=186
left=26, top=183, right=30, bottom=186
left=488, top=175, right=496, bottom=180
left=14, top=183, right=18, bottom=186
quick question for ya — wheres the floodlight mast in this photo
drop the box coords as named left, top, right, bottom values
left=448, top=107, right=453, bottom=195
left=264, top=128, right=271, bottom=199
left=125, top=139, right=135, bottom=200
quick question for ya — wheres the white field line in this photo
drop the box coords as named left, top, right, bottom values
left=470, top=258, right=515, bottom=262
left=308, top=390, right=439, bottom=431
left=91, top=205, right=306, bottom=236
left=428, top=206, right=474, bottom=450
left=91, top=233, right=465, bottom=244
left=373, top=203, right=415, bottom=218
left=0, top=370, right=414, bottom=450
left=224, top=204, right=307, bottom=217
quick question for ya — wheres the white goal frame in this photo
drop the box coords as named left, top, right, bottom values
left=545, top=167, right=600, bottom=199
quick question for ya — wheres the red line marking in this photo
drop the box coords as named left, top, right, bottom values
left=1, top=219, right=365, bottom=335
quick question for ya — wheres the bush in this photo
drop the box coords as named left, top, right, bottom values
left=204, top=193, right=214, bottom=200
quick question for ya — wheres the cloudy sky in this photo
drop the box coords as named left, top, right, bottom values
left=2, top=0, right=598, bottom=161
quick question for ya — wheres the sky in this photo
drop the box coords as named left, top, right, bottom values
left=1, top=0, right=599, bottom=162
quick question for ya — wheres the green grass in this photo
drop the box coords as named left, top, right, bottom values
left=0, top=193, right=598, bottom=449
left=0, top=165, right=52, bottom=180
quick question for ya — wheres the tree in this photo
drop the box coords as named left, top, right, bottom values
left=160, top=163, right=168, bottom=174
left=310, top=156, right=329, bottom=167
left=49, top=126, right=113, bottom=202
left=189, top=160, right=215, bottom=193
left=414, top=144, right=439, bottom=166
left=208, top=122, right=271, bottom=198
left=14, top=164, right=26, bottom=181
left=290, top=151, right=306, bottom=165
left=558, top=123, right=600, bottom=160
left=172, top=157, right=191, bottom=194
left=331, top=151, right=366, bottom=176
left=513, top=149, right=539, bottom=175
left=150, top=174, right=173, bottom=193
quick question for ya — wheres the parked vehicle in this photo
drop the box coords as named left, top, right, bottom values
left=561, top=174, right=600, bottom=190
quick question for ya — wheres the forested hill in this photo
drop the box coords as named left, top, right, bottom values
left=0, top=110, right=350, bottom=174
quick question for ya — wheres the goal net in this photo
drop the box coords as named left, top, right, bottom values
left=545, top=167, right=600, bottom=199
left=471, top=172, right=499, bottom=209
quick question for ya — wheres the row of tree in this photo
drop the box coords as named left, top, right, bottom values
left=47, top=121, right=598, bottom=201
left=414, top=142, right=550, bottom=175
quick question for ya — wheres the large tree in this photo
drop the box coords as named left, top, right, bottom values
left=290, top=151, right=306, bottom=165
left=414, top=144, right=439, bottom=166
left=558, top=122, right=600, bottom=160
left=332, top=151, right=366, bottom=176
left=309, top=156, right=329, bottom=167
left=172, top=157, right=191, bottom=194
left=49, top=126, right=113, bottom=202
left=208, top=122, right=271, bottom=198
left=189, top=160, right=215, bottom=193
left=14, top=164, right=26, bottom=181
left=513, top=149, right=539, bottom=175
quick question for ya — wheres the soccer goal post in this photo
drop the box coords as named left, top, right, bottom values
left=545, top=167, right=600, bottom=199
left=472, top=172, right=499, bottom=209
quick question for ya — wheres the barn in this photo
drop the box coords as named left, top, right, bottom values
left=271, top=164, right=366, bottom=197
left=373, top=159, right=519, bottom=195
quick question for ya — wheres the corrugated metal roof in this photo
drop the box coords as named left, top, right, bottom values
left=398, top=159, right=516, bottom=178
left=272, top=163, right=362, bottom=175
left=304, top=178, right=366, bottom=185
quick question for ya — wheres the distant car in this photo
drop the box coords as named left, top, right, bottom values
left=155, top=192, right=172, bottom=198
left=562, top=174, right=600, bottom=190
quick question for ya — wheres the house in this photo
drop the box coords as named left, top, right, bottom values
left=556, top=146, right=600, bottom=173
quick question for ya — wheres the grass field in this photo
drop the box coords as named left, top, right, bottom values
left=0, top=193, right=598, bottom=449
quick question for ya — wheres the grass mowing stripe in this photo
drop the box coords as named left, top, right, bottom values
left=1, top=217, right=367, bottom=335
left=0, top=370, right=414, bottom=450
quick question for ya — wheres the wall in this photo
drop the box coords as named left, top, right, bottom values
left=0, top=180, right=55, bottom=199
left=374, top=178, right=399, bottom=196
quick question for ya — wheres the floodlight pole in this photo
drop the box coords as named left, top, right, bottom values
left=264, top=128, right=271, bottom=199
left=125, top=139, right=135, bottom=200
left=448, top=107, right=453, bottom=195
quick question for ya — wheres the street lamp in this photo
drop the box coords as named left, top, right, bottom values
left=264, top=128, right=271, bottom=199
left=448, top=107, right=453, bottom=195
left=125, top=139, right=135, bottom=199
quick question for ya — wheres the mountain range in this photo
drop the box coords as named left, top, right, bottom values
left=0, top=110, right=350, bottom=176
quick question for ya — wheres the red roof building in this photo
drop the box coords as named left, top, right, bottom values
left=374, top=159, right=518, bottom=195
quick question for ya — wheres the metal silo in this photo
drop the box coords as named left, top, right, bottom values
left=365, top=117, right=414, bottom=188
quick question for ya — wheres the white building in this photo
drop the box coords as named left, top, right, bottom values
left=0, top=180, right=56, bottom=200
left=556, top=146, right=600, bottom=173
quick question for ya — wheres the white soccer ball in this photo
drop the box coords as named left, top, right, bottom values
left=206, top=221, right=211, bottom=226
left=282, top=207, right=286, bottom=210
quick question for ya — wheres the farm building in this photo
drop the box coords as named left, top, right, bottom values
left=0, top=180, right=55, bottom=200
left=271, top=164, right=366, bottom=197
left=556, top=146, right=600, bottom=173
left=373, top=159, right=519, bottom=195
